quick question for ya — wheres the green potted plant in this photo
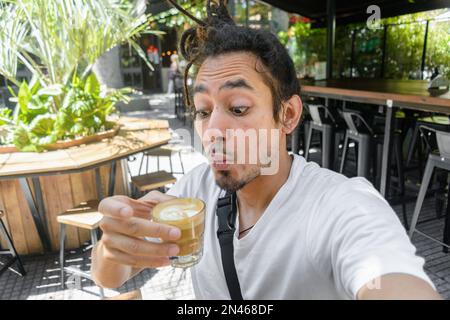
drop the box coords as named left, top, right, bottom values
left=0, top=0, right=160, bottom=152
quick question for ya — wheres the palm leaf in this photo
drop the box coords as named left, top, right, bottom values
left=0, top=0, right=159, bottom=87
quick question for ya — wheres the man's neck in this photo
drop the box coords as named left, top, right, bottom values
left=236, top=151, right=293, bottom=217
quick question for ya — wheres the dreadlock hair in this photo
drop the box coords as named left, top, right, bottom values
left=167, top=0, right=300, bottom=123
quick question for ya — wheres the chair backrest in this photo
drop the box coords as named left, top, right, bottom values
left=341, top=111, right=373, bottom=135
left=306, top=104, right=337, bottom=126
left=419, top=125, right=450, bottom=159
left=307, top=104, right=323, bottom=125
left=436, top=131, right=450, bottom=159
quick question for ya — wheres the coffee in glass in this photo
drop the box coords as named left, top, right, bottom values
left=152, top=198, right=206, bottom=268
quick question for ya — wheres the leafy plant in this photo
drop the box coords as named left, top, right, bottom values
left=0, top=0, right=159, bottom=86
left=0, top=0, right=159, bottom=152
left=1, top=73, right=130, bottom=151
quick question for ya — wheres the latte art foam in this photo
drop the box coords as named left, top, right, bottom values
left=159, top=206, right=199, bottom=221
left=152, top=198, right=206, bottom=265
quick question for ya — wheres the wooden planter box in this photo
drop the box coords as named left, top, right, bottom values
left=0, top=124, right=120, bottom=154
left=0, top=162, right=127, bottom=254
left=0, top=118, right=171, bottom=255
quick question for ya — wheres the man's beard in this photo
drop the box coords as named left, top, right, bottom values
left=214, top=166, right=261, bottom=193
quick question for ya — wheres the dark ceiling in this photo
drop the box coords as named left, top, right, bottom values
left=261, top=0, right=450, bottom=25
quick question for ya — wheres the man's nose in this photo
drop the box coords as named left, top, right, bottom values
left=203, top=108, right=230, bottom=142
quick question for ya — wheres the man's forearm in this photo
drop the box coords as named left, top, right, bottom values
left=358, top=274, right=442, bottom=300
left=91, top=241, right=142, bottom=289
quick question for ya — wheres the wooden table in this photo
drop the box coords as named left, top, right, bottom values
left=300, top=79, right=450, bottom=197
left=0, top=118, right=171, bottom=254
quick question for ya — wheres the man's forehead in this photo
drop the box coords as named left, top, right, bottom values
left=195, top=52, right=264, bottom=89
left=200, top=52, right=257, bottom=68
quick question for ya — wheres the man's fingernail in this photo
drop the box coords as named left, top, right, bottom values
left=169, top=245, right=180, bottom=256
left=120, top=207, right=132, bottom=217
left=169, top=228, right=181, bottom=239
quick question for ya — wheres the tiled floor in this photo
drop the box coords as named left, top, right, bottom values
left=0, top=94, right=449, bottom=299
left=1, top=197, right=448, bottom=300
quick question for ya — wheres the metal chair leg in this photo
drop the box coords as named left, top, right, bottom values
left=322, top=127, right=333, bottom=169
left=59, top=224, right=66, bottom=288
left=394, top=134, right=408, bottom=230
left=339, top=134, right=349, bottom=174
left=374, top=143, right=383, bottom=189
left=409, top=159, right=435, bottom=238
left=406, top=125, right=419, bottom=168
left=90, top=229, right=105, bottom=298
left=443, top=183, right=450, bottom=253
left=333, top=131, right=342, bottom=171
left=357, top=138, right=371, bottom=179
left=0, top=219, right=26, bottom=276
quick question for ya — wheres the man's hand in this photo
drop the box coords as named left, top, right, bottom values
left=91, top=191, right=181, bottom=288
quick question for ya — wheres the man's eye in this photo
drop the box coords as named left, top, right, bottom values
left=194, top=110, right=211, bottom=120
left=230, top=106, right=249, bottom=116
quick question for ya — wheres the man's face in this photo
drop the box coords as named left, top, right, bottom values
left=193, top=52, right=283, bottom=192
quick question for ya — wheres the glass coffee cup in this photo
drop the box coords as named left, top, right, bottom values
left=152, top=198, right=206, bottom=268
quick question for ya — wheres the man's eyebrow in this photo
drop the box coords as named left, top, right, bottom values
left=219, top=79, right=254, bottom=91
left=193, top=79, right=254, bottom=95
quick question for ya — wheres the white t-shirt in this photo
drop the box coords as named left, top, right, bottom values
left=166, top=155, right=433, bottom=299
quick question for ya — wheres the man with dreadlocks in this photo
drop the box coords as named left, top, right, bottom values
left=91, top=1, right=441, bottom=299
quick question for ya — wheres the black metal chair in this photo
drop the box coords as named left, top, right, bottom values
left=405, top=115, right=450, bottom=218
left=409, top=126, right=450, bottom=253
left=127, top=150, right=178, bottom=199
left=339, top=111, right=381, bottom=179
left=304, top=104, right=345, bottom=170
left=339, top=110, right=409, bottom=227
left=138, top=144, right=185, bottom=177
left=406, top=115, right=450, bottom=171
left=0, top=210, right=26, bottom=277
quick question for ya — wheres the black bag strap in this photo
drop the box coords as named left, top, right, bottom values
left=216, top=191, right=243, bottom=300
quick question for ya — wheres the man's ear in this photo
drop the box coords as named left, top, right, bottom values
left=281, top=95, right=302, bottom=134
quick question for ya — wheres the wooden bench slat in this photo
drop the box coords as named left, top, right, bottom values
left=131, top=171, right=177, bottom=192
left=57, top=200, right=102, bottom=230
left=144, top=144, right=184, bottom=157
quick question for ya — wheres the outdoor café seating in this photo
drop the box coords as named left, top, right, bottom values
left=409, top=126, right=450, bottom=253
left=303, top=103, right=345, bottom=170
left=130, top=170, right=177, bottom=198
left=57, top=200, right=104, bottom=298
left=139, top=145, right=185, bottom=177
left=0, top=0, right=449, bottom=301
left=406, top=115, right=450, bottom=172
